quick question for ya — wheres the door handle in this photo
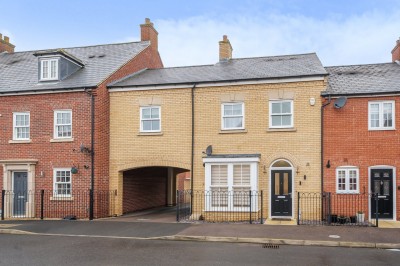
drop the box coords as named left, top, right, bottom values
left=17, top=196, right=25, bottom=199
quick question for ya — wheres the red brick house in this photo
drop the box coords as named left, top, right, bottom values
left=323, top=39, right=400, bottom=222
left=0, top=19, right=163, bottom=219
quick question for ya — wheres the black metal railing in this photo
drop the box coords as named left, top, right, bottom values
left=177, top=190, right=264, bottom=224
left=1, top=189, right=116, bottom=220
left=297, top=192, right=378, bottom=226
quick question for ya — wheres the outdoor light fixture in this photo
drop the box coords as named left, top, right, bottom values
left=326, top=160, right=331, bottom=168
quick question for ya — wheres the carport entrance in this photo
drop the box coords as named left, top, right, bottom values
left=122, top=166, right=190, bottom=219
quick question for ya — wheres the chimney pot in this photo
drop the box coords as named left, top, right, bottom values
left=219, top=35, right=233, bottom=62
left=4, top=36, right=9, bottom=43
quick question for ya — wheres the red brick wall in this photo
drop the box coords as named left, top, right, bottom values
left=123, top=167, right=167, bottom=213
left=323, top=96, right=400, bottom=220
left=0, top=92, right=92, bottom=190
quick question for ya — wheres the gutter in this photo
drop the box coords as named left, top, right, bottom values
left=321, top=91, right=400, bottom=98
left=84, top=89, right=95, bottom=220
left=107, top=74, right=328, bottom=90
left=320, top=95, right=331, bottom=197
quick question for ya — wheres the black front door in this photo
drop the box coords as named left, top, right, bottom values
left=371, top=169, right=393, bottom=219
left=13, top=172, right=28, bottom=217
left=271, top=170, right=292, bottom=216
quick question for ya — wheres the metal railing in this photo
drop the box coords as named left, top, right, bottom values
left=177, top=190, right=264, bottom=224
left=297, top=192, right=378, bottom=226
left=1, top=189, right=116, bottom=220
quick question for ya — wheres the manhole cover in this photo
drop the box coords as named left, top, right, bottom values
left=328, top=235, right=341, bottom=238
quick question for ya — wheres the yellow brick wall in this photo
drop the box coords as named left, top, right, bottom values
left=110, top=79, right=325, bottom=218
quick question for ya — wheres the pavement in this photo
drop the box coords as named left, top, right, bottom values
left=1, top=207, right=400, bottom=249
left=1, top=217, right=400, bottom=250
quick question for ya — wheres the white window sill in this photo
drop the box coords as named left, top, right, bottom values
left=9, top=139, right=32, bottom=144
left=50, top=196, right=74, bottom=201
left=267, top=128, right=297, bottom=132
left=138, top=132, right=163, bottom=136
left=368, top=128, right=396, bottom=131
left=50, top=138, right=74, bottom=143
left=335, top=191, right=359, bottom=194
left=219, top=129, right=247, bottom=134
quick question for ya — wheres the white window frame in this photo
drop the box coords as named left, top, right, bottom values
left=140, top=106, right=161, bottom=133
left=204, top=157, right=259, bottom=211
left=13, top=112, right=30, bottom=140
left=336, top=166, right=359, bottom=194
left=53, top=168, right=72, bottom=197
left=269, top=100, right=294, bottom=128
left=40, top=59, right=59, bottom=80
left=221, top=102, right=245, bottom=130
left=368, top=101, right=395, bottom=130
left=54, top=110, right=73, bottom=139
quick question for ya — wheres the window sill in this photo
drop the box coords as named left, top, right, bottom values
left=138, top=132, right=163, bottom=136
left=219, top=129, right=247, bottom=134
left=267, top=128, right=297, bottom=132
left=336, top=192, right=360, bottom=194
left=50, top=196, right=74, bottom=201
left=368, top=128, right=396, bottom=131
left=9, top=139, right=32, bottom=144
left=50, top=138, right=74, bottom=143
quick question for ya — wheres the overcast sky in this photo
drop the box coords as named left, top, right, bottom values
left=1, top=0, right=400, bottom=67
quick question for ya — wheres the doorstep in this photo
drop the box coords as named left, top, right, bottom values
left=378, top=220, right=400, bottom=228
left=264, top=219, right=297, bottom=225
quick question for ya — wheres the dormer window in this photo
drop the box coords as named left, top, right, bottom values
left=40, top=59, right=58, bottom=80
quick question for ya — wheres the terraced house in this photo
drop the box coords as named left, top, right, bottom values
left=108, top=36, right=327, bottom=223
left=322, top=39, right=400, bottom=223
left=0, top=19, right=162, bottom=219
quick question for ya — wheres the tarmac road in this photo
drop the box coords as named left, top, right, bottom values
left=0, top=234, right=399, bottom=266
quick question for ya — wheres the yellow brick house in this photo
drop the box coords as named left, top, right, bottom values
left=107, top=36, right=327, bottom=223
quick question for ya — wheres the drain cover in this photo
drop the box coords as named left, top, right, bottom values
left=262, top=243, right=279, bottom=249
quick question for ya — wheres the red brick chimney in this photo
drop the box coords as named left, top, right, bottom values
left=140, top=18, right=158, bottom=52
left=0, top=33, right=15, bottom=53
left=391, top=38, right=400, bottom=62
left=219, top=35, right=233, bottom=61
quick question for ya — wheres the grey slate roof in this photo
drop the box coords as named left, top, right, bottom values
left=0, top=41, right=149, bottom=93
left=109, top=53, right=327, bottom=88
left=324, top=63, right=400, bottom=95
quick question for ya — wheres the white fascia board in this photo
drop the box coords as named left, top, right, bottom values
left=109, top=76, right=325, bottom=92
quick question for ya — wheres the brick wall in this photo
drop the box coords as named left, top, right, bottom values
left=0, top=91, right=92, bottom=190
left=123, top=167, right=167, bottom=213
left=109, top=79, right=325, bottom=218
left=323, top=96, right=400, bottom=220
left=94, top=43, right=163, bottom=193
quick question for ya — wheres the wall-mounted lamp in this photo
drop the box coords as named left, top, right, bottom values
left=39, top=171, right=45, bottom=178
left=326, top=160, right=331, bottom=168
left=304, top=175, right=307, bottom=180
left=84, top=165, right=90, bottom=169
left=296, top=166, right=300, bottom=174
